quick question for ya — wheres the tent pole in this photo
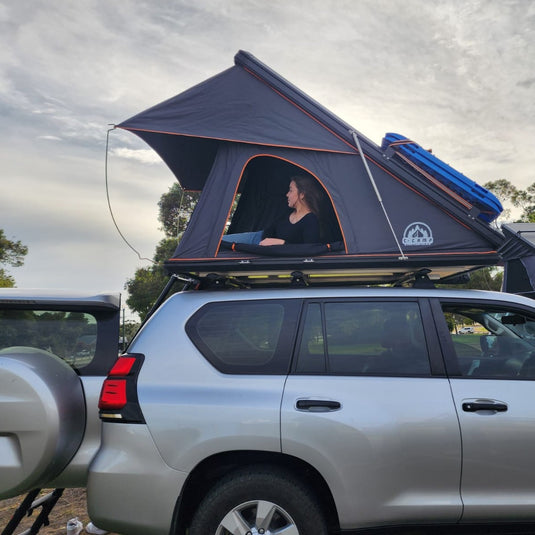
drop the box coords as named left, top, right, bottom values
left=351, top=130, right=408, bottom=260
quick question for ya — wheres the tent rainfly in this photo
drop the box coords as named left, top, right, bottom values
left=116, top=50, right=505, bottom=285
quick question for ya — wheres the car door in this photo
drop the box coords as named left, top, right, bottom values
left=432, top=297, right=535, bottom=522
left=0, top=290, right=121, bottom=499
left=281, top=298, right=462, bottom=530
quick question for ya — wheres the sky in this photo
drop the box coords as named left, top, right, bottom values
left=1, top=0, right=534, bottom=315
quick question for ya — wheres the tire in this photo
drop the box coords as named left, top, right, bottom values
left=189, top=466, right=328, bottom=535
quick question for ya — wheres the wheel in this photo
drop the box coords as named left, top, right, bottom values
left=189, top=466, right=328, bottom=535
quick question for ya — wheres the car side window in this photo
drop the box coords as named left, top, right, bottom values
left=0, top=309, right=99, bottom=369
left=186, top=299, right=299, bottom=374
left=296, top=301, right=431, bottom=376
left=441, top=304, right=535, bottom=378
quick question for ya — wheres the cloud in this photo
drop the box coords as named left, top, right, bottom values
left=1, top=0, right=534, bottom=300
left=110, top=147, right=162, bottom=164
left=37, top=135, right=62, bottom=141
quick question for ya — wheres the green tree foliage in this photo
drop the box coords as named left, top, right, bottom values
left=484, top=179, right=535, bottom=223
left=453, top=179, right=535, bottom=292
left=120, top=319, right=141, bottom=351
left=0, top=309, right=95, bottom=364
left=125, top=184, right=199, bottom=319
left=158, top=183, right=200, bottom=238
left=0, top=229, right=28, bottom=287
left=461, top=267, right=503, bottom=291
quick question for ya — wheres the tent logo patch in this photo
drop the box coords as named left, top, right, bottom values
left=402, top=222, right=434, bottom=246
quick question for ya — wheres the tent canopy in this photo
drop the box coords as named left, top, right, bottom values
left=118, top=53, right=356, bottom=191
left=117, top=51, right=505, bottom=285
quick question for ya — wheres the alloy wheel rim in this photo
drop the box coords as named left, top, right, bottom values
left=215, top=499, right=299, bottom=535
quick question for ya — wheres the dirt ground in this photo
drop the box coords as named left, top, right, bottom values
left=0, top=489, right=105, bottom=535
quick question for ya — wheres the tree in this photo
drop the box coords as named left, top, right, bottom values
left=484, top=179, right=535, bottom=223
left=125, top=184, right=199, bottom=319
left=125, top=238, right=179, bottom=319
left=158, top=183, right=200, bottom=238
left=462, top=267, right=503, bottom=291
left=0, top=229, right=28, bottom=287
left=450, top=179, right=535, bottom=292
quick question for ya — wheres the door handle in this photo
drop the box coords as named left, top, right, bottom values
left=462, top=401, right=508, bottom=412
left=296, top=399, right=341, bottom=412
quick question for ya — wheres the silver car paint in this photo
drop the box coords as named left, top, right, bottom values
left=86, top=288, right=535, bottom=531
left=282, top=376, right=462, bottom=528
left=0, top=289, right=120, bottom=496
left=50, top=377, right=108, bottom=488
left=0, top=350, right=86, bottom=499
left=132, top=318, right=284, bottom=469
left=450, top=378, right=535, bottom=521
left=88, top=423, right=187, bottom=535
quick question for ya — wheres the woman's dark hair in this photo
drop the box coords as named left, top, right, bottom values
left=291, top=175, right=322, bottom=216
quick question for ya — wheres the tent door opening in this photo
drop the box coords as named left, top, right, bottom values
left=223, top=155, right=343, bottom=249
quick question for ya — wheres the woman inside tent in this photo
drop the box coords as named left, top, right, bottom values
left=222, top=175, right=322, bottom=246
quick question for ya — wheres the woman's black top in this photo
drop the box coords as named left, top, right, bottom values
left=264, top=212, right=320, bottom=244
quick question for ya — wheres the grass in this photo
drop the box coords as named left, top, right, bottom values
left=451, top=334, right=483, bottom=356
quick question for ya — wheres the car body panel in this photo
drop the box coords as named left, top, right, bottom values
left=282, top=376, right=462, bottom=528
left=450, top=379, right=535, bottom=521
left=88, top=423, right=186, bottom=535
left=129, top=293, right=285, bottom=470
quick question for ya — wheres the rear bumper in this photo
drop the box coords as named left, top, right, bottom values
left=88, top=423, right=188, bottom=535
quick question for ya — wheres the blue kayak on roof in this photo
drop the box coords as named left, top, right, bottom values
left=382, top=133, right=503, bottom=223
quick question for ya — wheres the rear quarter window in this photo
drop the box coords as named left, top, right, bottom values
left=186, top=299, right=300, bottom=374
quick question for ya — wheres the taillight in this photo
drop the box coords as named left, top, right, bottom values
left=99, top=379, right=127, bottom=409
left=99, top=353, right=145, bottom=423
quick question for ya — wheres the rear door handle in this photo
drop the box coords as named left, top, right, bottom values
left=462, top=401, right=508, bottom=412
left=296, top=399, right=341, bottom=412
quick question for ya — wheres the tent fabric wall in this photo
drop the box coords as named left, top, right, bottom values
left=171, top=142, right=500, bottom=262
left=500, top=224, right=535, bottom=296
left=116, top=50, right=505, bottom=278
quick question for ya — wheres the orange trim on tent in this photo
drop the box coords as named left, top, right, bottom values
left=394, top=152, right=473, bottom=209
left=166, top=249, right=498, bottom=262
left=116, top=126, right=356, bottom=155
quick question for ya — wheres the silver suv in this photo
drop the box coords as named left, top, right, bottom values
left=4, top=285, right=535, bottom=535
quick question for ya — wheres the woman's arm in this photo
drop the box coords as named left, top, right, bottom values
left=259, top=237, right=285, bottom=246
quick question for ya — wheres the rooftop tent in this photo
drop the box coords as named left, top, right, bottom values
left=500, top=223, right=535, bottom=298
left=117, top=50, right=505, bottom=284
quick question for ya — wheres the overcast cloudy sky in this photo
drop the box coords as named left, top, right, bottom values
left=1, top=0, right=534, bottom=309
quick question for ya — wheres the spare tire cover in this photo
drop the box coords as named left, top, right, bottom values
left=0, top=347, right=86, bottom=499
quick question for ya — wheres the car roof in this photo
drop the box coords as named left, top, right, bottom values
left=169, top=286, right=535, bottom=309
left=0, top=288, right=121, bottom=310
